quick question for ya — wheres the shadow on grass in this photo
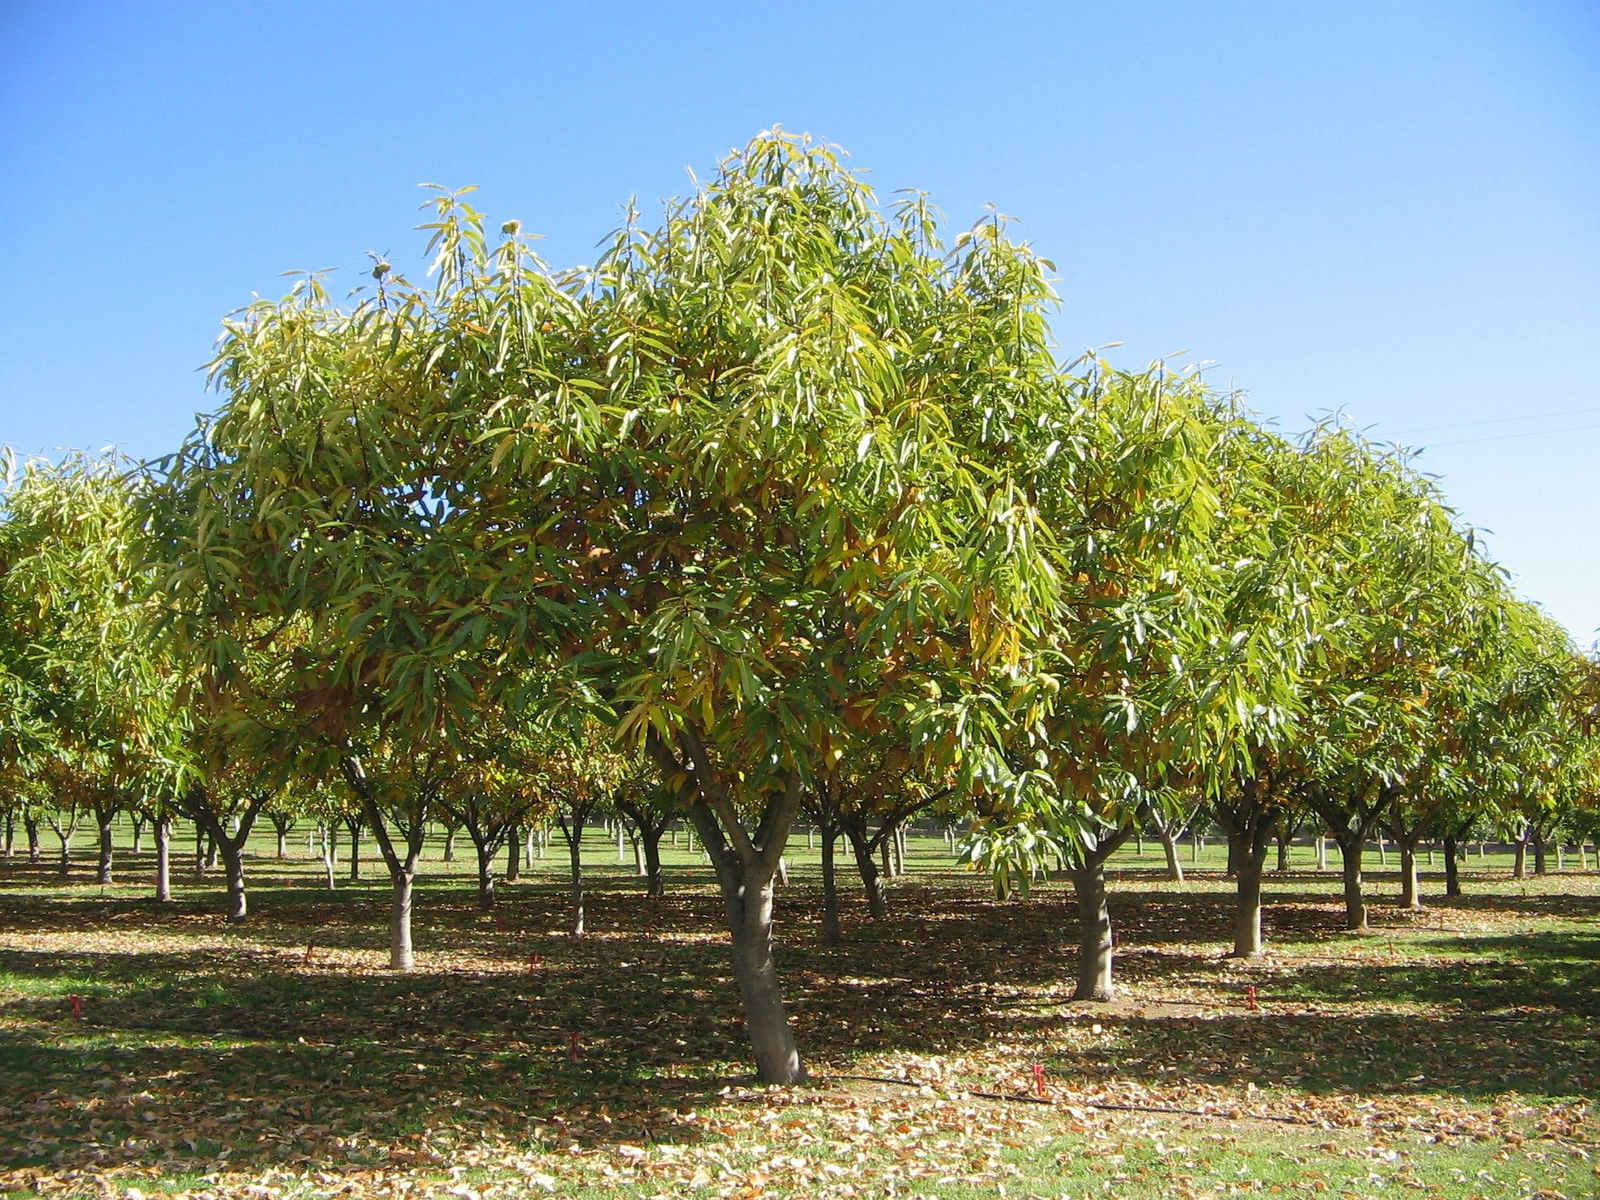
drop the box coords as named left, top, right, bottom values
left=3, top=870, right=1597, bottom=1179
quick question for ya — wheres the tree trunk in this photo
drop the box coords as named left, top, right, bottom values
left=1443, top=832, right=1462, bottom=897
left=1397, top=836, right=1423, bottom=910
left=276, top=828, right=288, bottom=859
left=321, top=823, right=338, bottom=890
left=845, top=822, right=890, bottom=919
left=1232, top=841, right=1268, bottom=957
left=184, top=791, right=267, bottom=923
left=641, top=825, right=665, bottom=897
left=475, top=835, right=498, bottom=909
left=725, top=865, right=802, bottom=1083
left=345, top=817, right=362, bottom=882
left=1316, top=835, right=1328, bottom=871
left=1158, top=826, right=1184, bottom=883
left=820, top=823, right=841, bottom=945
left=442, top=824, right=457, bottom=863
left=504, top=825, right=521, bottom=882
left=130, top=814, right=144, bottom=855
left=389, top=870, right=416, bottom=970
left=25, top=814, right=41, bottom=862
left=1531, top=832, right=1548, bottom=876
left=1512, top=836, right=1527, bottom=880
left=1070, top=858, right=1115, bottom=1001
left=558, top=812, right=587, bottom=936
left=1274, top=825, right=1290, bottom=873
left=341, top=757, right=426, bottom=971
left=1336, top=832, right=1368, bottom=932
left=97, top=810, right=115, bottom=883
left=154, top=815, right=172, bottom=903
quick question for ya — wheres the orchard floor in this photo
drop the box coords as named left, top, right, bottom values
left=1, top=830, right=1597, bottom=1199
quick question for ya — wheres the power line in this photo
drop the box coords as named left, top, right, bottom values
left=1385, top=405, right=1600, bottom=439
left=1424, top=422, right=1600, bottom=449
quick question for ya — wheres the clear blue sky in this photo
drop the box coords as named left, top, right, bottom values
left=3, top=1, right=1596, bottom=641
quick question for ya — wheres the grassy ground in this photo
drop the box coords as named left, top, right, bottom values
left=1, top=823, right=1596, bottom=1199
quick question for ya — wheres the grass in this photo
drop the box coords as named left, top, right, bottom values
left=1, top=821, right=1597, bottom=1198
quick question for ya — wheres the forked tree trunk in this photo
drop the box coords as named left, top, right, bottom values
left=184, top=790, right=268, bottom=923
left=130, top=815, right=145, bottom=855
left=844, top=820, right=890, bottom=919
left=154, top=814, right=172, bottom=903
left=651, top=732, right=806, bottom=1084
left=342, top=757, right=427, bottom=971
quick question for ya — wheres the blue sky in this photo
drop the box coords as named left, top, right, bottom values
left=2, top=1, right=1596, bottom=641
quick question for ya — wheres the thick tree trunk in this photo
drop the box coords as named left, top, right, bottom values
left=726, top=868, right=802, bottom=1083
left=97, top=811, right=115, bottom=883
left=25, top=814, right=41, bottom=862
left=1512, top=837, right=1527, bottom=880
left=442, top=824, right=457, bottom=863
left=1443, top=833, right=1462, bottom=897
left=1070, top=859, right=1115, bottom=1001
left=1232, top=843, right=1268, bottom=957
left=1531, top=833, right=1548, bottom=876
left=154, top=815, right=172, bottom=903
left=276, top=829, right=288, bottom=859
left=1336, top=833, right=1368, bottom=932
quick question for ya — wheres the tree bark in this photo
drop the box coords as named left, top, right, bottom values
left=345, top=816, right=363, bottom=882
left=556, top=804, right=592, bottom=937
left=844, top=819, right=891, bottom=919
left=504, top=825, right=521, bottom=882
left=1443, top=832, right=1461, bottom=897
left=25, top=813, right=41, bottom=862
left=154, top=814, right=172, bottom=903
left=96, top=809, right=115, bottom=883
left=1335, top=832, right=1368, bottom=932
left=1531, top=831, right=1548, bottom=876
left=474, top=835, right=498, bottom=910
left=183, top=789, right=268, bottom=923
left=342, top=756, right=426, bottom=971
left=1232, top=839, right=1269, bottom=957
left=1397, top=836, right=1423, bottom=909
left=820, top=819, right=841, bottom=946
